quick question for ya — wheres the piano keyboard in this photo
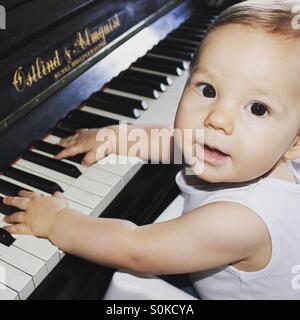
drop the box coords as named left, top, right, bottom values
left=0, top=12, right=217, bottom=299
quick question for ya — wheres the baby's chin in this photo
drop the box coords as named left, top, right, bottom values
left=184, top=165, right=225, bottom=183
left=186, top=164, right=246, bottom=184
left=195, top=171, right=264, bottom=185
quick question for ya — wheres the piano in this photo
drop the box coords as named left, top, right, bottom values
left=0, top=0, right=238, bottom=299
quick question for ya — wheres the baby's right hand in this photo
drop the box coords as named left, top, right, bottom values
left=54, top=126, right=117, bottom=167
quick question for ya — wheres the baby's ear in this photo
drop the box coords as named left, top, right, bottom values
left=284, top=130, right=300, bottom=161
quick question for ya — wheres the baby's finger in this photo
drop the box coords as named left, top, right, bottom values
left=54, top=145, right=84, bottom=160
left=77, top=128, right=89, bottom=133
left=82, top=150, right=97, bottom=167
left=3, top=212, right=26, bottom=224
left=58, top=135, right=77, bottom=147
left=3, top=197, right=30, bottom=211
left=53, top=191, right=64, bottom=198
left=3, top=224, right=32, bottom=236
left=18, top=190, right=40, bottom=199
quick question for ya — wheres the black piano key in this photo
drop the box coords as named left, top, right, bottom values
left=58, top=119, right=83, bottom=131
left=184, top=20, right=213, bottom=28
left=189, top=15, right=217, bottom=23
left=179, top=26, right=208, bottom=33
left=162, top=37, right=199, bottom=48
left=86, top=97, right=141, bottom=119
left=150, top=47, right=194, bottom=61
left=0, top=228, right=16, bottom=246
left=158, top=42, right=196, bottom=54
left=92, top=91, right=148, bottom=110
left=67, top=110, right=120, bottom=128
left=169, top=31, right=205, bottom=43
left=22, top=151, right=81, bottom=178
left=0, top=197, right=19, bottom=216
left=132, top=60, right=183, bottom=76
left=51, top=127, right=76, bottom=138
left=126, top=69, right=173, bottom=86
left=1, top=167, right=64, bottom=194
left=171, top=29, right=206, bottom=37
left=143, top=55, right=189, bottom=71
left=58, top=116, right=103, bottom=132
left=193, top=12, right=218, bottom=17
left=66, top=154, right=85, bottom=165
left=188, top=15, right=217, bottom=22
left=107, top=80, right=160, bottom=99
left=33, top=141, right=64, bottom=156
left=0, top=179, right=30, bottom=197
left=33, top=141, right=85, bottom=165
left=118, top=74, right=167, bottom=92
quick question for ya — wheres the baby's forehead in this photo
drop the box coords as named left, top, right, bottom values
left=193, top=24, right=300, bottom=99
left=201, top=24, right=299, bottom=58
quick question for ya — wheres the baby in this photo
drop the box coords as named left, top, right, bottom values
left=3, top=0, right=300, bottom=299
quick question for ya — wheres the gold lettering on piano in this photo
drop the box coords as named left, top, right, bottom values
left=12, top=13, right=122, bottom=92
left=13, top=50, right=62, bottom=92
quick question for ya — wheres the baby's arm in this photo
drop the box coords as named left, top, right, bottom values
left=3, top=193, right=269, bottom=275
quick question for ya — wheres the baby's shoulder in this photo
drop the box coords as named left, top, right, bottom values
left=188, top=200, right=269, bottom=249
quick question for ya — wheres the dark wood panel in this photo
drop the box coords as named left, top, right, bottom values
left=0, top=0, right=29, bottom=11
left=0, top=0, right=102, bottom=55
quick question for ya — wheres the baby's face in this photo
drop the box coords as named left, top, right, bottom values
left=175, top=24, right=300, bottom=183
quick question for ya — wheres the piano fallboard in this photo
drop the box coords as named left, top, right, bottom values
left=0, top=0, right=193, bottom=168
left=0, top=0, right=185, bottom=131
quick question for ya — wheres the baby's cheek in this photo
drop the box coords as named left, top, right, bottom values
left=236, top=149, right=275, bottom=179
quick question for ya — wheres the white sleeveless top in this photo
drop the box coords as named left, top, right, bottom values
left=175, top=160, right=300, bottom=300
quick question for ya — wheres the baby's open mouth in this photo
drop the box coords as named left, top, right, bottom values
left=203, top=144, right=229, bottom=157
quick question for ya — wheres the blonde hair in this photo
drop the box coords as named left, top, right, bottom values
left=191, top=0, right=300, bottom=68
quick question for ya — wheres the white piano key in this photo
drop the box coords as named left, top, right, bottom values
left=95, top=154, right=143, bottom=177
left=154, top=194, right=184, bottom=223
left=14, top=236, right=59, bottom=273
left=31, top=148, right=127, bottom=187
left=41, top=137, right=143, bottom=179
left=14, top=159, right=113, bottom=198
left=0, top=260, right=34, bottom=300
left=68, top=200, right=92, bottom=215
left=82, top=105, right=134, bottom=124
left=0, top=285, right=19, bottom=300
left=0, top=175, right=50, bottom=197
left=0, top=213, right=60, bottom=272
left=0, top=177, right=92, bottom=216
left=0, top=177, right=90, bottom=213
left=63, top=186, right=102, bottom=209
left=0, top=243, right=47, bottom=287
left=59, top=250, right=65, bottom=260
left=82, top=167, right=122, bottom=186
left=44, top=135, right=60, bottom=145
left=9, top=165, right=103, bottom=209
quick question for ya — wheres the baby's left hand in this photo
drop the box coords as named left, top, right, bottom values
left=2, top=191, right=69, bottom=238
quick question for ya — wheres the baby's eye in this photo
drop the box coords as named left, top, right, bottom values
left=246, top=102, right=269, bottom=117
left=198, top=83, right=216, bottom=98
